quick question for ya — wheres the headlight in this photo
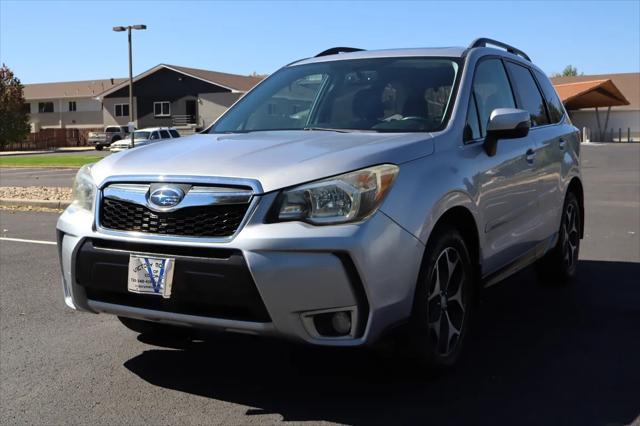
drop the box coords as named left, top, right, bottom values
left=71, top=164, right=96, bottom=211
left=276, top=164, right=399, bottom=225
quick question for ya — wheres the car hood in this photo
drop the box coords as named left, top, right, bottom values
left=91, top=131, right=435, bottom=193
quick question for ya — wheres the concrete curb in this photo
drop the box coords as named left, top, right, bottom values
left=0, top=198, right=70, bottom=209
left=0, top=165, right=80, bottom=169
left=0, top=147, right=96, bottom=157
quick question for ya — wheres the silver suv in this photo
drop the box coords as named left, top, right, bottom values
left=57, top=38, right=583, bottom=369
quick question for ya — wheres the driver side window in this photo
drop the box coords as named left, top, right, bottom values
left=472, top=59, right=516, bottom=138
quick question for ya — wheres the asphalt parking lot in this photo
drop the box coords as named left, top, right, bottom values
left=0, top=144, right=638, bottom=425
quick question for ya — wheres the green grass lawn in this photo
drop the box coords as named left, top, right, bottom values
left=0, top=154, right=103, bottom=168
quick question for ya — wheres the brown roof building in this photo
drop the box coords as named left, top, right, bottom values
left=23, top=78, right=126, bottom=101
left=23, top=78, right=126, bottom=130
left=97, top=64, right=264, bottom=130
left=23, top=65, right=263, bottom=132
left=552, top=73, right=640, bottom=142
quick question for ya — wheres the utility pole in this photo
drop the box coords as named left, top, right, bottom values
left=113, top=24, right=147, bottom=147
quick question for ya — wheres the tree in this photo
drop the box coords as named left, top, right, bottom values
left=0, top=64, right=30, bottom=147
left=551, top=65, right=584, bottom=78
left=249, top=71, right=269, bottom=78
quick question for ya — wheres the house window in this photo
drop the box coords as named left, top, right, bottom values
left=68, top=101, right=77, bottom=112
left=153, top=101, right=171, bottom=117
left=115, top=103, right=129, bottom=117
left=22, top=103, right=31, bottom=114
left=38, top=102, right=54, bottom=113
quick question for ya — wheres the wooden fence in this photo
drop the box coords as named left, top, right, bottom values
left=0, top=128, right=101, bottom=151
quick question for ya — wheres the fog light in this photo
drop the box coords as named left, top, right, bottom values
left=331, top=311, right=352, bottom=335
left=308, top=309, right=355, bottom=337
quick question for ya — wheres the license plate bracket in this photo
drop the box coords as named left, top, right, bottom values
left=127, top=254, right=175, bottom=298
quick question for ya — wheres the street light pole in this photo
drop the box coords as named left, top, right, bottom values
left=128, top=27, right=133, bottom=147
left=113, top=24, right=146, bottom=148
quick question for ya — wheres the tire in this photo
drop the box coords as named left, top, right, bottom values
left=408, top=226, right=476, bottom=370
left=117, top=316, right=190, bottom=337
left=536, top=191, right=581, bottom=284
left=111, top=136, right=121, bottom=143
left=95, top=145, right=103, bottom=151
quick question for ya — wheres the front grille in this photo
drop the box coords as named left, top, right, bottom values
left=100, top=198, right=249, bottom=237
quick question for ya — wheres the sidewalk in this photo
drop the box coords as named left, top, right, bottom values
left=0, top=147, right=95, bottom=156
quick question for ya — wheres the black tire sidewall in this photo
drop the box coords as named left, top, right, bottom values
left=538, top=191, right=581, bottom=283
left=559, top=191, right=581, bottom=279
left=412, top=227, right=475, bottom=368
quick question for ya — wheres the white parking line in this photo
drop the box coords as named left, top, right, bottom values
left=0, top=237, right=56, bottom=246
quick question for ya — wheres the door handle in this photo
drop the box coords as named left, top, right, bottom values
left=559, top=138, right=566, bottom=150
left=526, top=148, right=536, bottom=164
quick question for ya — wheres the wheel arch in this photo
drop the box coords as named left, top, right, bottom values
left=429, top=205, right=481, bottom=275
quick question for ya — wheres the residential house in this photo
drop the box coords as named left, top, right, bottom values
left=96, top=64, right=263, bottom=131
left=23, top=78, right=126, bottom=132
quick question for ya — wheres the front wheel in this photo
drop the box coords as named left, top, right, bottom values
left=409, top=227, right=476, bottom=369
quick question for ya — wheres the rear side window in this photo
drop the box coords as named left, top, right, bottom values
left=505, top=62, right=549, bottom=127
left=533, top=69, right=564, bottom=123
left=159, top=130, right=171, bottom=139
left=472, top=59, right=515, bottom=137
left=169, top=130, right=180, bottom=138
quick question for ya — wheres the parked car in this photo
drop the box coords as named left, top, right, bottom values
left=108, top=127, right=181, bottom=152
left=88, top=126, right=133, bottom=151
left=57, top=38, right=583, bottom=370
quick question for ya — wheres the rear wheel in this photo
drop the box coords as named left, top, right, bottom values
left=537, top=191, right=581, bottom=284
left=95, top=145, right=103, bottom=151
left=409, top=227, right=476, bottom=369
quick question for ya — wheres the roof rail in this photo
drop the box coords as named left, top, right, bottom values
left=468, top=38, right=531, bottom=62
left=315, top=47, right=364, bottom=57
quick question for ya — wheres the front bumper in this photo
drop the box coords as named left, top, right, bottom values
left=57, top=192, right=424, bottom=346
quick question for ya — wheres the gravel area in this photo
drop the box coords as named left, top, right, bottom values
left=0, top=186, right=72, bottom=201
left=0, top=205, right=63, bottom=213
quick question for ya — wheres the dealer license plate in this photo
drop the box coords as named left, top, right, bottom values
left=127, top=255, right=175, bottom=298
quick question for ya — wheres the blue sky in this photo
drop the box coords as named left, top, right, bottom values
left=1, top=0, right=639, bottom=83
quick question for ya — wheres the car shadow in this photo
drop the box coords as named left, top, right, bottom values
left=123, top=260, right=640, bottom=425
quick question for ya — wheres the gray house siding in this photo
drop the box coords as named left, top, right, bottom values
left=198, top=92, right=244, bottom=128
left=105, top=68, right=229, bottom=129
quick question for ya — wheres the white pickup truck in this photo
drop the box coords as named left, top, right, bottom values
left=87, top=126, right=133, bottom=151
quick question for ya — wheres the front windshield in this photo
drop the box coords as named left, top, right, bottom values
left=210, top=57, right=460, bottom=134
left=132, top=131, right=151, bottom=139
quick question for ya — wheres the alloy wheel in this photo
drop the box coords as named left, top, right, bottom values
left=427, top=247, right=468, bottom=357
left=563, top=203, right=580, bottom=270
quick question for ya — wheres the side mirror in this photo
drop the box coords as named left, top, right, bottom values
left=484, top=108, right=531, bottom=156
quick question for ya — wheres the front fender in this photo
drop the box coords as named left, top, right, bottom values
left=380, top=155, right=481, bottom=246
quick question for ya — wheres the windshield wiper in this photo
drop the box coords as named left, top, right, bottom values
left=303, top=127, right=352, bottom=133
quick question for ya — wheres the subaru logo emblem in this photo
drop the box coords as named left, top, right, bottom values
left=149, top=186, right=184, bottom=209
